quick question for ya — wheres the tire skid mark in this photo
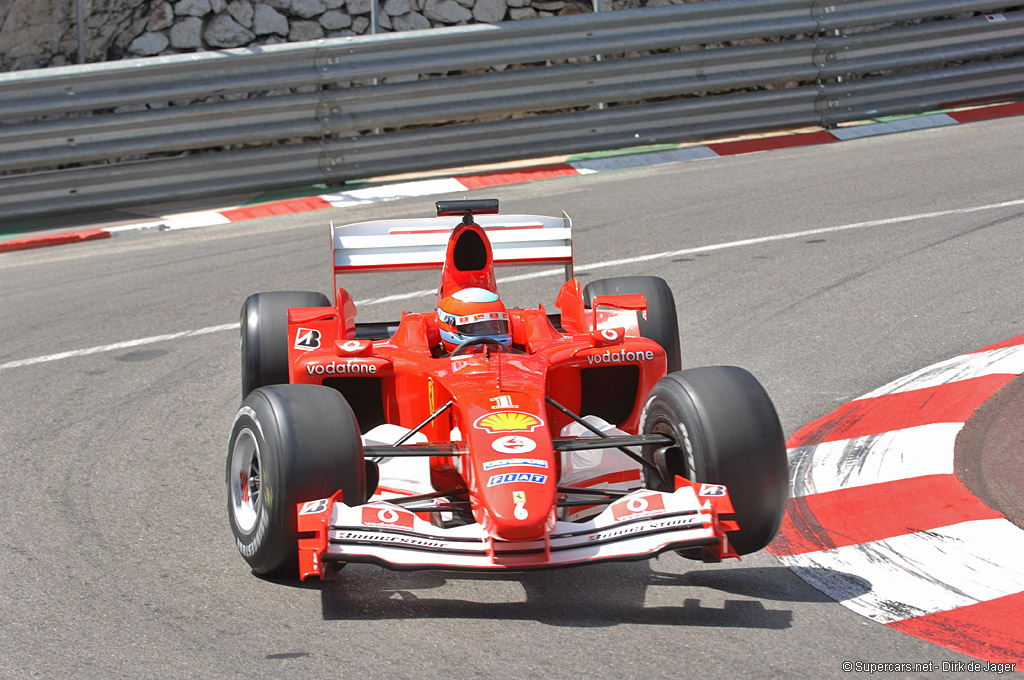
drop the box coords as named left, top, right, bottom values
left=772, top=338, right=1024, bottom=664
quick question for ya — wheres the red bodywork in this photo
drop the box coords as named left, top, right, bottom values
left=285, top=205, right=738, bottom=577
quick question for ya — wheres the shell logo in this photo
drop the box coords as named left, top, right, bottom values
left=474, top=411, right=544, bottom=433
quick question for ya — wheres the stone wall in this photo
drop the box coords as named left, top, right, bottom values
left=0, top=0, right=680, bottom=71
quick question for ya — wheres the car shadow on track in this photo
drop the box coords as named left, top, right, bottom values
left=314, top=561, right=868, bottom=628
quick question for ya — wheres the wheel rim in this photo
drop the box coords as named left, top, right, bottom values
left=230, top=427, right=262, bottom=533
left=644, top=413, right=693, bottom=491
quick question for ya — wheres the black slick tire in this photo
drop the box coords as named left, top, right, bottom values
left=639, top=366, right=787, bottom=556
left=240, top=291, right=330, bottom=399
left=226, top=384, right=366, bottom=576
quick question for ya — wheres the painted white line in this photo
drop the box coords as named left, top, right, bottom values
left=104, top=221, right=167, bottom=234
left=162, top=211, right=233, bottom=231
left=6, top=196, right=1024, bottom=370
left=103, top=211, right=233, bottom=236
left=577, top=196, right=1024, bottom=271
left=352, top=197, right=1024, bottom=307
left=322, top=178, right=468, bottom=208
left=778, top=518, right=1024, bottom=624
left=353, top=287, right=437, bottom=306
left=0, top=323, right=238, bottom=371
left=787, top=422, right=961, bottom=498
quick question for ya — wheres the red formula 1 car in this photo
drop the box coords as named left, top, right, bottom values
left=227, top=199, right=788, bottom=579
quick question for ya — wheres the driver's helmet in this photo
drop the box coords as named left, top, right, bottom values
left=437, top=287, right=512, bottom=351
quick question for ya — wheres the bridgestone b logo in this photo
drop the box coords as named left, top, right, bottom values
left=586, top=350, right=655, bottom=365
left=294, top=328, right=320, bottom=350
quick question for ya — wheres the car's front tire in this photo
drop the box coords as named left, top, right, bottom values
left=639, top=366, right=788, bottom=556
left=227, top=384, right=366, bottom=576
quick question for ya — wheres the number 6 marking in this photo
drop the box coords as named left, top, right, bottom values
left=513, top=490, right=528, bottom=519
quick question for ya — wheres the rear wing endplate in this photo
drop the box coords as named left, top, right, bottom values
left=331, top=213, right=573, bottom=280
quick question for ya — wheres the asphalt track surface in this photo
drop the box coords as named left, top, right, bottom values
left=2, top=115, right=1022, bottom=678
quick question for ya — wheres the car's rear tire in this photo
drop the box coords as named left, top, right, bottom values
left=639, top=366, right=787, bottom=556
left=583, top=276, right=682, bottom=374
left=227, top=384, right=366, bottom=576
left=240, top=291, right=330, bottom=399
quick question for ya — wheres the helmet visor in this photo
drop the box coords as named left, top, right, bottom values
left=457, top=319, right=510, bottom=337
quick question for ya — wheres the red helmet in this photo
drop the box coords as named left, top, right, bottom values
left=437, top=287, right=511, bottom=351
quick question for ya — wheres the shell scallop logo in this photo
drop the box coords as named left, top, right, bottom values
left=474, top=411, right=543, bottom=433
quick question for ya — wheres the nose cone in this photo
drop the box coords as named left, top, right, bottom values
left=480, top=477, right=558, bottom=541
left=467, top=413, right=558, bottom=542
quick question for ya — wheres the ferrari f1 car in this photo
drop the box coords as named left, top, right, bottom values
left=227, top=199, right=788, bottom=579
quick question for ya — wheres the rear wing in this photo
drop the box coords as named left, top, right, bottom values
left=331, top=212, right=573, bottom=280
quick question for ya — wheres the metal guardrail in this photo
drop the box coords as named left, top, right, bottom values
left=0, top=0, right=1022, bottom=220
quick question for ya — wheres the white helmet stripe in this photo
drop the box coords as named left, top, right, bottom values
left=452, top=311, right=509, bottom=325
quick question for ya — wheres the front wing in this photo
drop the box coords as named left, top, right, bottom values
left=296, top=480, right=740, bottom=580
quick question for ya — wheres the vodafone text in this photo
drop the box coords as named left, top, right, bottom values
left=306, top=361, right=378, bottom=375
left=586, top=349, right=655, bottom=365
